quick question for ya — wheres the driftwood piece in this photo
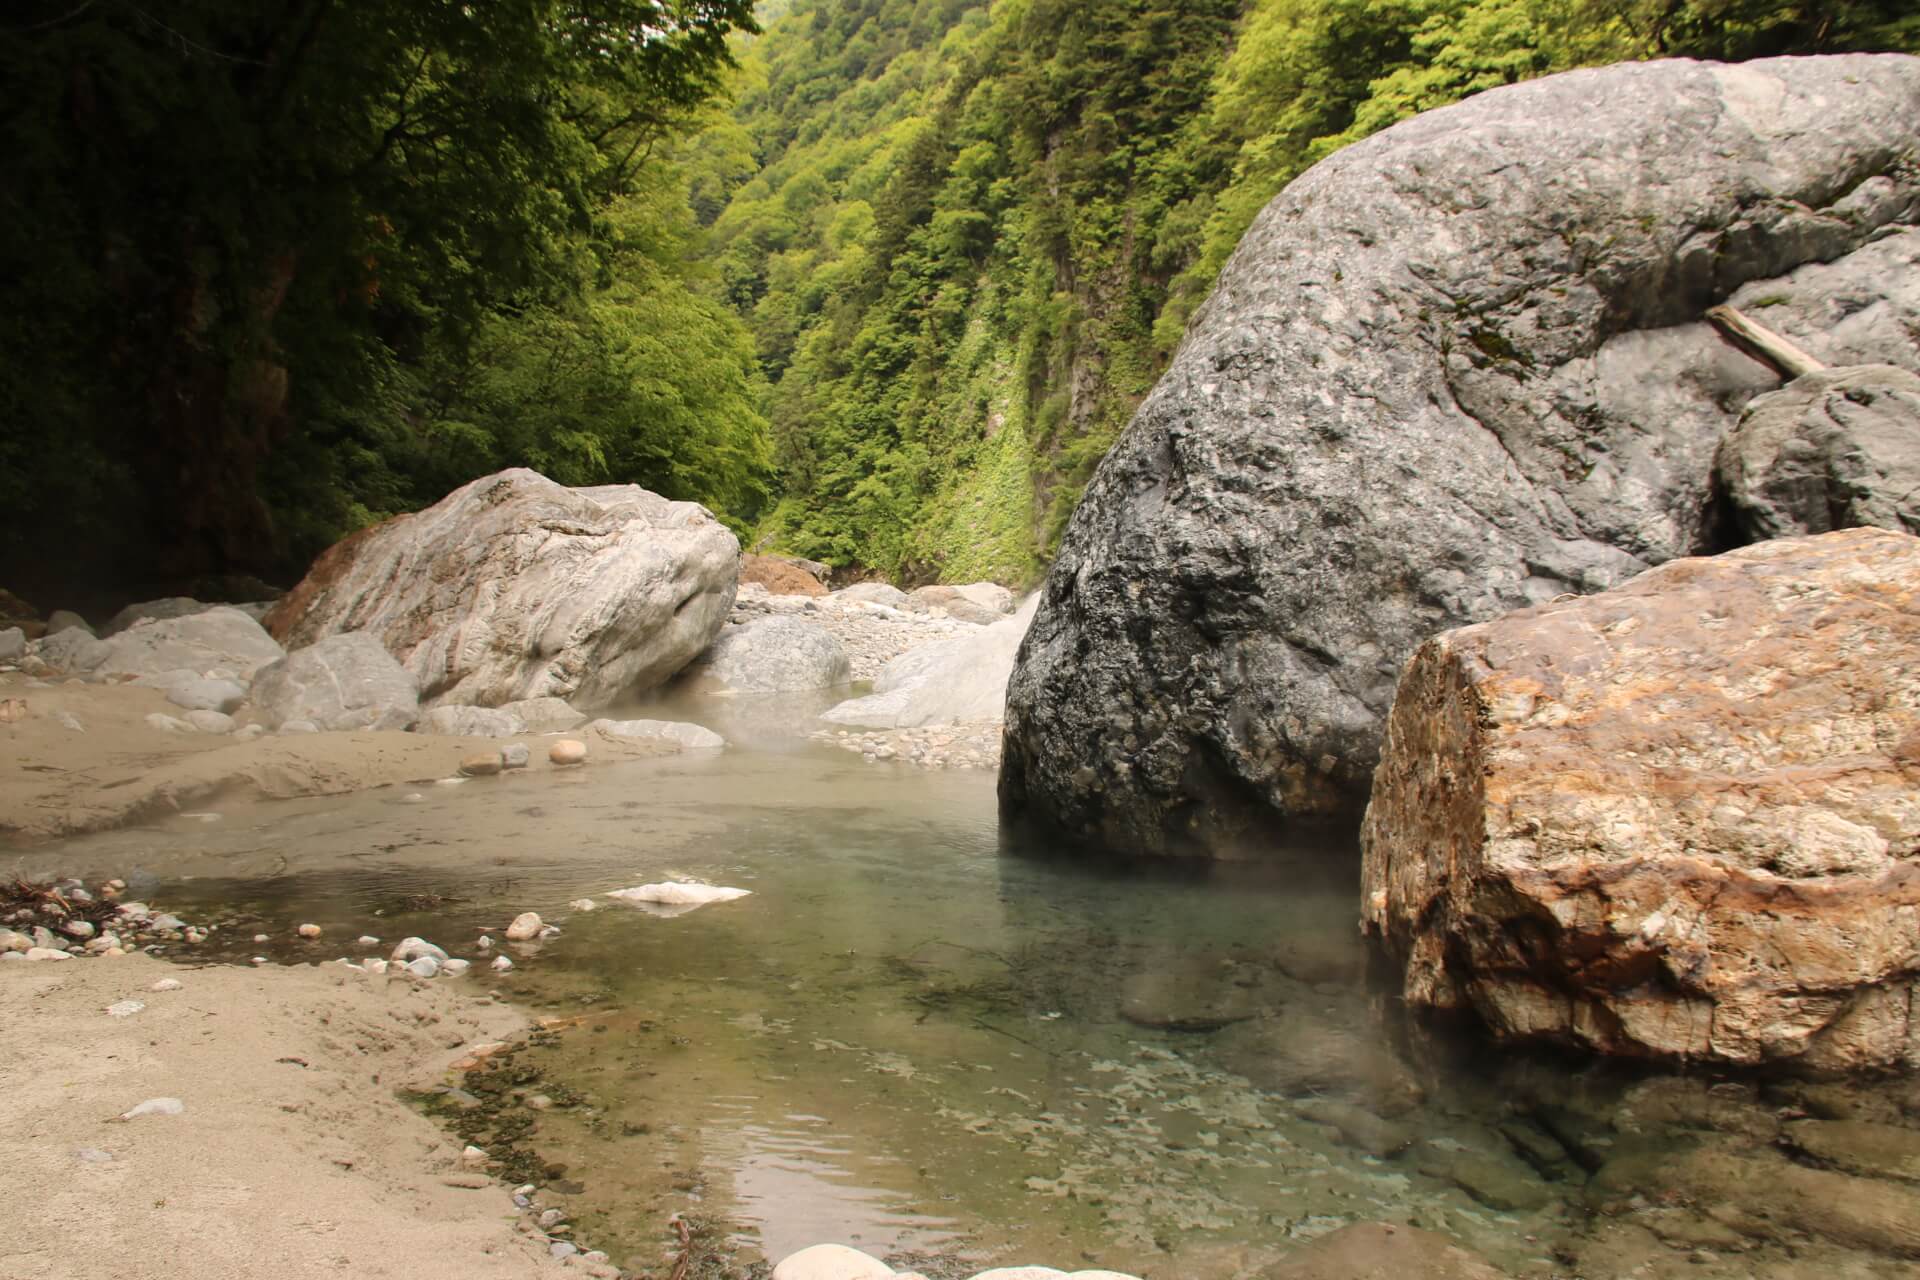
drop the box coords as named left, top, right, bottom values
left=1706, top=304, right=1828, bottom=380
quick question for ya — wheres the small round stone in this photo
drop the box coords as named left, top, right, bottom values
left=549, top=739, right=587, bottom=766
left=297, top=923, right=322, bottom=938
left=458, top=752, right=504, bottom=777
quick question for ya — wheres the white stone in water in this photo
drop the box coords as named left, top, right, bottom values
left=364, top=959, right=390, bottom=976
left=297, top=923, right=322, bottom=938
left=501, top=742, right=531, bottom=770
left=435, top=777, right=467, bottom=787
left=460, top=1145, right=490, bottom=1167
left=120, top=1097, right=185, bottom=1119
left=150, top=978, right=184, bottom=992
left=549, top=1242, right=578, bottom=1260
left=250, top=956, right=268, bottom=966
left=62, top=919, right=94, bottom=939
left=606, top=882, right=751, bottom=909
left=490, top=955, right=513, bottom=972
left=538, top=1208, right=565, bottom=1228
left=475, top=935, right=493, bottom=950
left=567, top=899, right=597, bottom=912
left=769, top=1244, right=894, bottom=1280
left=440, top=958, right=471, bottom=978
left=105, top=1000, right=145, bottom=1018
left=357, top=935, right=380, bottom=946
left=405, top=956, right=441, bottom=979
left=402, top=792, right=425, bottom=803
left=504, top=912, right=543, bottom=941
left=253, top=934, right=269, bottom=943
left=391, top=937, right=449, bottom=964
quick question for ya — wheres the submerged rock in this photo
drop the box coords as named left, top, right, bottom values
left=1362, top=529, right=1920, bottom=1072
left=265, top=468, right=739, bottom=709
left=1265, top=1223, right=1508, bottom=1280
left=1001, top=54, right=1920, bottom=853
left=588, top=718, right=725, bottom=752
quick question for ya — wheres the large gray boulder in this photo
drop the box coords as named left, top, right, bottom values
left=94, top=607, right=285, bottom=681
left=683, top=617, right=851, bottom=694
left=1718, top=365, right=1920, bottom=540
left=823, top=597, right=1036, bottom=729
left=264, top=469, right=739, bottom=709
left=102, top=597, right=215, bottom=637
left=251, top=633, right=419, bottom=731
left=1001, top=54, right=1920, bottom=855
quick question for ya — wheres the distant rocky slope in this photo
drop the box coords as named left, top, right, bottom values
left=1001, top=54, right=1920, bottom=855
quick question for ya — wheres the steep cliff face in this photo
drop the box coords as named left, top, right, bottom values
left=1001, top=54, right=1920, bottom=855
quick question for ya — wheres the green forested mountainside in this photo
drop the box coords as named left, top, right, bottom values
left=0, top=0, right=1912, bottom=597
left=713, top=0, right=1919, bottom=584
left=0, top=0, right=764, bottom=596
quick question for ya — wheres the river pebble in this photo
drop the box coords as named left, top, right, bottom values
left=504, top=912, right=543, bottom=941
left=459, top=752, right=503, bottom=777
left=549, top=739, right=587, bottom=766
left=120, top=1097, right=185, bottom=1119
left=151, top=978, right=184, bottom=992
left=297, top=922, right=322, bottom=938
left=405, top=956, right=441, bottom=979
left=502, top=742, right=531, bottom=769
left=440, top=958, right=471, bottom=978
left=105, top=999, right=145, bottom=1018
left=490, top=955, right=513, bottom=972
left=392, top=937, right=450, bottom=964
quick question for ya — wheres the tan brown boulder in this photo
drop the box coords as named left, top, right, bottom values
left=266, top=469, right=738, bottom=710
left=739, top=554, right=827, bottom=597
left=1361, top=527, right=1920, bottom=1073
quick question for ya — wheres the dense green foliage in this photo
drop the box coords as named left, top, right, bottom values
left=710, top=0, right=1918, bottom=584
left=0, top=0, right=763, bottom=592
left=3, top=0, right=1914, bottom=597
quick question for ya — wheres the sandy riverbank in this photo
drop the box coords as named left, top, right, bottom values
left=0, top=953, right=591, bottom=1280
left=0, top=674, right=676, bottom=843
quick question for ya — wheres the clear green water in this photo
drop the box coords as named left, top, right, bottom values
left=21, top=747, right=1919, bottom=1279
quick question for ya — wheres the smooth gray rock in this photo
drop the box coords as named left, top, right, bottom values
left=683, top=617, right=851, bottom=694
left=907, top=583, right=1016, bottom=623
left=36, top=626, right=109, bottom=673
left=822, top=597, right=1036, bottom=729
left=265, top=469, right=738, bottom=710
left=1001, top=54, right=1920, bottom=854
left=184, top=709, right=236, bottom=734
left=103, top=597, right=214, bottom=636
left=96, top=607, right=284, bottom=682
left=496, top=696, right=586, bottom=732
left=501, top=742, right=531, bottom=769
left=588, top=718, right=725, bottom=751
left=418, top=705, right=522, bottom=737
left=1718, top=365, right=1920, bottom=540
left=0, top=627, right=22, bottom=662
left=134, top=669, right=248, bottom=713
left=830, top=582, right=909, bottom=608
left=251, top=633, right=419, bottom=731
left=44, top=610, right=92, bottom=636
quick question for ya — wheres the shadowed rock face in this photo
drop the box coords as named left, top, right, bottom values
left=1361, top=528, right=1920, bottom=1074
left=266, top=469, right=738, bottom=710
left=1000, top=54, right=1920, bottom=855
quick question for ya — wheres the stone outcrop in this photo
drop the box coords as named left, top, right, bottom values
left=740, top=554, right=828, bottom=597
left=822, top=596, right=1036, bottom=729
left=681, top=617, right=851, bottom=694
left=1001, top=54, right=1920, bottom=853
left=1361, top=528, right=1920, bottom=1073
left=907, top=583, right=1016, bottom=624
left=265, top=469, right=738, bottom=709
left=95, top=607, right=285, bottom=682
left=251, top=633, right=420, bottom=732
left=1718, top=365, right=1920, bottom=540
